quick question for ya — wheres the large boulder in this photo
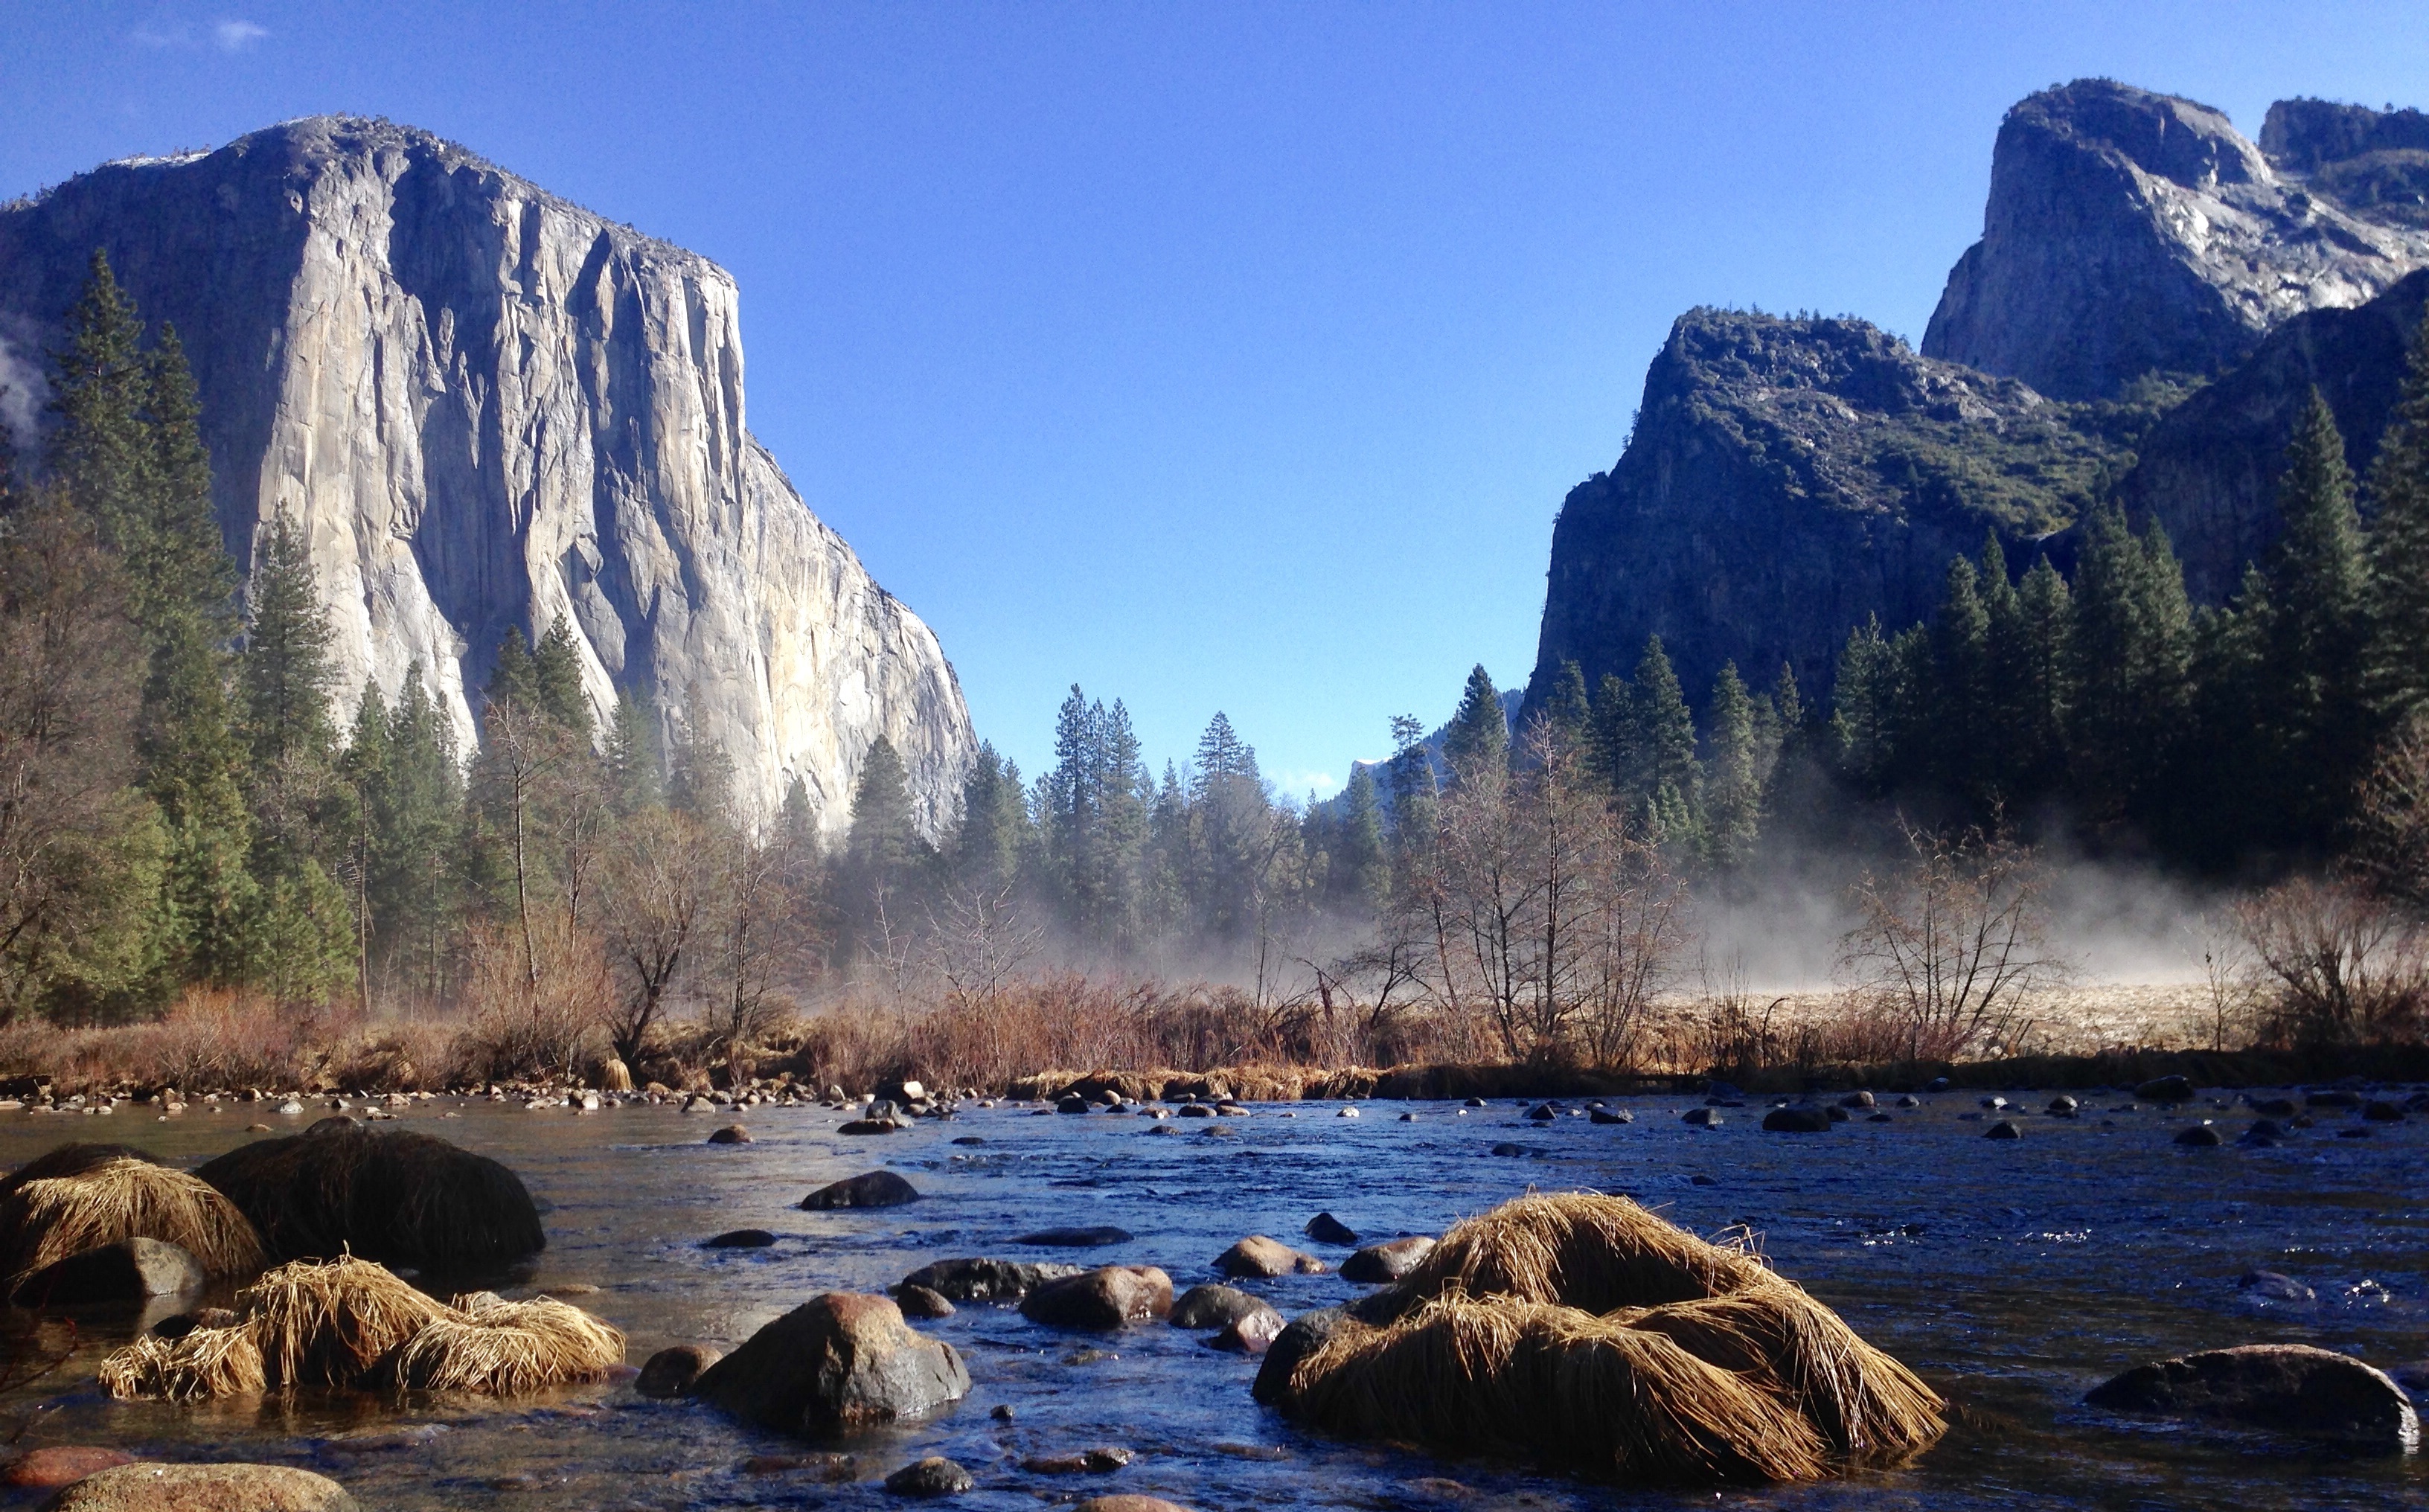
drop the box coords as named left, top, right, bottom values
left=1250, top=1307, right=1345, bottom=1406
left=898, top=1258, right=1084, bottom=1302
left=10, top=1238, right=204, bottom=1306
left=1213, top=1237, right=1326, bottom=1278
left=694, top=1293, right=970, bottom=1435
left=41, top=1462, right=357, bottom=1511
left=1168, top=1284, right=1269, bottom=1330
left=193, top=1127, right=542, bottom=1272
left=636, top=1344, right=722, bottom=1398
left=1761, top=1108, right=1833, bottom=1133
left=2086, top=1342, right=2419, bottom=1449
left=1013, top=1226, right=1133, bottom=1247
left=1020, top=1266, right=1173, bottom=1331
left=1340, top=1237, right=1436, bottom=1284
left=801, top=1172, right=921, bottom=1210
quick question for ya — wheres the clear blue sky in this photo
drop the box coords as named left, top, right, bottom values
left=4, top=3, right=2425, bottom=798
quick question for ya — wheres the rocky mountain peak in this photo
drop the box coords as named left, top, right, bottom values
left=1923, top=79, right=2429, bottom=400
left=0, top=115, right=975, bottom=838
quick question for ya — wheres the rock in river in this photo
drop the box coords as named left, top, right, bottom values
left=707, top=1125, right=752, bottom=1144
left=705, top=1229, right=777, bottom=1249
left=1340, top=1237, right=1436, bottom=1284
left=895, top=1284, right=956, bottom=1319
left=1984, top=1120, right=2024, bottom=1140
left=11, top=1237, right=203, bottom=1306
left=2134, top=1075, right=2195, bottom=1103
left=1303, top=1212, right=1359, bottom=1245
left=1214, top=1236, right=1328, bottom=1278
left=1074, top=1499, right=1196, bottom=1512
left=1761, top=1107, right=1833, bottom=1133
left=1208, top=1304, right=1287, bottom=1355
left=1014, top=1226, right=1133, bottom=1248
left=1169, top=1284, right=1270, bottom=1329
left=1681, top=1107, right=1722, bottom=1127
left=2086, top=1342, right=2419, bottom=1449
left=884, top=1457, right=973, bottom=1497
left=1252, top=1307, right=1345, bottom=1406
left=2, top=1447, right=135, bottom=1489
left=802, top=1171, right=921, bottom=1209
left=2238, top=1270, right=2314, bottom=1302
left=1020, top=1266, right=1174, bottom=1330
left=637, top=1344, right=722, bottom=1397
left=900, top=1258, right=1083, bottom=1302
left=42, top=1463, right=359, bottom=1511
left=694, top=1293, right=970, bottom=1434
left=2174, top=1124, right=2224, bottom=1147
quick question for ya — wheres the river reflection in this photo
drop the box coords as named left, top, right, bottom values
left=0, top=1090, right=2421, bottom=1510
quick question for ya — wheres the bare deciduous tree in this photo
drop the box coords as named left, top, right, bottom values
left=1837, top=820, right=2067, bottom=1061
left=2236, top=877, right=2428, bottom=1048
left=600, top=806, right=714, bottom=1069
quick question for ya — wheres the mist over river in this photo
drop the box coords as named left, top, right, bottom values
left=0, top=1093, right=2421, bottom=1510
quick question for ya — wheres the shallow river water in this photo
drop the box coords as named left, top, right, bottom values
left=0, top=1089, right=2422, bottom=1511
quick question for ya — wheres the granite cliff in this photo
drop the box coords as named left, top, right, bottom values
left=1923, top=82, right=2429, bottom=401
left=1521, top=310, right=2155, bottom=723
left=0, top=116, right=972, bottom=839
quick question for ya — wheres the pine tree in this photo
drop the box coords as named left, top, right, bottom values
left=2259, top=391, right=2378, bottom=845
left=2366, top=307, right=2429, bottom=718
left=1925, top=554, right=1994, bottom=810
left=1385, top=713, right=1437, bottom=858
left=45, top=251, right=152, bottom=554
left=484, top=627, right=540, bottom=720
left=1828, top=616, right=1895, bottom=790
left=1442, top=665, right=1508, bottom=784
left=1997, top=554, right=2074, bottom=804
left=1544, top=661, right=1592, bottom=745
left=1334, top=763, right=1389, bottom=905
left=240, top=513, right=339, bottom=773
left=604, top=692, right=662, bottom=812
left=951, top=742, right=1031, bottom=891
left=847, top=736, right=921, bottom=877
left=1626, top=638, right=1699, bottom=836
left=2069, top=507, right=2192, bottom=827
left=1702, top=662, right=1761, bottom=868
left=531, top=613, right=593, bottom=743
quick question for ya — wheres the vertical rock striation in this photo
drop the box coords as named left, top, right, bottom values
left=0, top=116, right=972, bottom=837
left=1923, top=80, right=2429, bottom=401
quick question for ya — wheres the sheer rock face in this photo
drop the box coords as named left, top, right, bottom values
left=2121, top=268, right=2429, bottom=604
left=1923, top=80, right=2429, bottom=401
left=1522, top=310, right=2137, bottom=721
left=0, top=115, right=971, bottom=836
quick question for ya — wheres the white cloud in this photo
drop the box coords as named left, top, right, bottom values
left=214, top=18, right=268, bottom=51
left=131, top=22, right=192, bottom=48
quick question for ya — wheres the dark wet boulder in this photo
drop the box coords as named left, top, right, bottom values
left=2174, top=1125, right=2224, bottom=1147
left=11, top=1237, right=203, bottom=1306
left=1340, top=1236, right=1436, bottom=1284
left=2252, top=1096, right=2299, bottom=1117
left=193, top=1126, right=542, bottom=1272
left=151, top=1306, right=238, bottom=1339
left=2087, top=1342, right=2419, bottom=1449
left=1488, top=1142, right=1529, bottom=1156
left=1, top=1447, right=136, bottom=1489
left=704, top=1229, right=777, bottom=1249
left=1762, top=1107, right=1832, bottom=1133
left=2304, top=1089, right=2362, bottom=1109
left=2134, top=1076, right=2195, bottom=1103
left=42, top=1464, right=359, bottom=1510
left=802, top=1171, right=921, bottom=1210
left=1169, top=1284, right=1268, bottom=1329
left=1251, top=1307, right=1344, bottom=1406
left=708, top=1125, right=752, bottom=1144
left=2239, top=1119, right=2287, bottom=1146
left=637, top=1343, right=723, bottom=1397
left=1214, top=1236, right=1326, bottom=1278
left=2362, top=1100, right=2404, bottom=1122
left=884, top=1457, right=973, bottom=1497
left=2046, top=1095, right=2078, bottom=1115
left=1013, top=1226, right=1133, bottom=1248
left=1589, top=1108, right=1632, bottom=1124
left=1924, top=1076, right=1952, bottom=1093
left=895, top=1284, right=956, bottom=1319
left=1680, top=1107, right=1722, bottom=1127
left=1895, top=1095, right=1922, bottom=1109
left=1462, top=1097, right=1487, bottom=1108
left=1020, top=1447, right=1133, bottom=1473
left=898, top=1258, right=1084, bottom=1302
left=1303, top=1212, right=1358, bottom=1245
left=1984, top=1120, right=2024, bottom=1140
left=1056, top=1095, right=1090, bottom=1114
left=837, top=1118, right=903, bottom=1135
left=2238, top=1270, right=2314, bottom=1301
left=1020, top=1266, right=1174, bottom=1330
left=1526, top=1103, right=1557, bottom=1121
left=694, top=1292, right=970, bottom=1434
left=1839, top=1091, right=1876, bottom=1110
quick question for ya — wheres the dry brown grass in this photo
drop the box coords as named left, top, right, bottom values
left=0, top=1153, right=265, bottom=1283
left=1395, top=1193, right=1770, bottom=1313
left=243, top=1254, right=447, bottom=1388
left=382, top=1295, right=624, bottom=1393
left=97, top=1324, right=266, bottom=1401
left=1281, top=1193, right=1945, bottom=1484
left=1295, top=1294, right=1831, bottom=1483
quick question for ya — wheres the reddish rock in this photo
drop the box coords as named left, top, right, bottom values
left=1212, top=1236, right=1326, bottom=1278
left=4, top=1448, right=136, bottom=1489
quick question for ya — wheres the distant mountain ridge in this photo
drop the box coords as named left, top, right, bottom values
left=0, top=115, right=973, bottom=837
left=1522, top=80, right=2429, bottom=732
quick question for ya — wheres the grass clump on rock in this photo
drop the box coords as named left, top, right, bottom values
left=96, top=1255, right=624, bottom=1401
left=1266, top=1193, right=1944, bottom=1484
left=194, top=1125, right=544, bottom=1272
left=0, top=1143, right=266, bottom=1285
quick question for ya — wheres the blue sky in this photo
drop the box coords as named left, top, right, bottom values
left=4, top=3, right=2426, bottom=799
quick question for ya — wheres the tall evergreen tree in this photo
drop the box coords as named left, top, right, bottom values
left=1625, top=638, right=1699, bottom=837
left=1544, top=661, right=1592, bottom=746
left=1702, top=662, right=1762, bottom=868
left=240, top=513, right=339, bottom=774
left=604, top=692, right=662, bottom=812
left=45, top=252, right=152, bottom=554
left=1997, top=554, right=2075, bottom=804
left=1924, top=554, right=1994, bottom=808
left=950, top=741, right=1031, bottom=890
left=2365, top=308, right=2429, bottom=718
left=1332, top=763, right=1389, bottom=906
left=1385, top=713, right=1437, bottom=858
left=530, top=613, right=593, bottom=744
left=2069, top=507, right=2192, bottom=827
left=1441, top=665, right=1508, bottom=783
left=2258, top=390, right=2377, bottom=845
